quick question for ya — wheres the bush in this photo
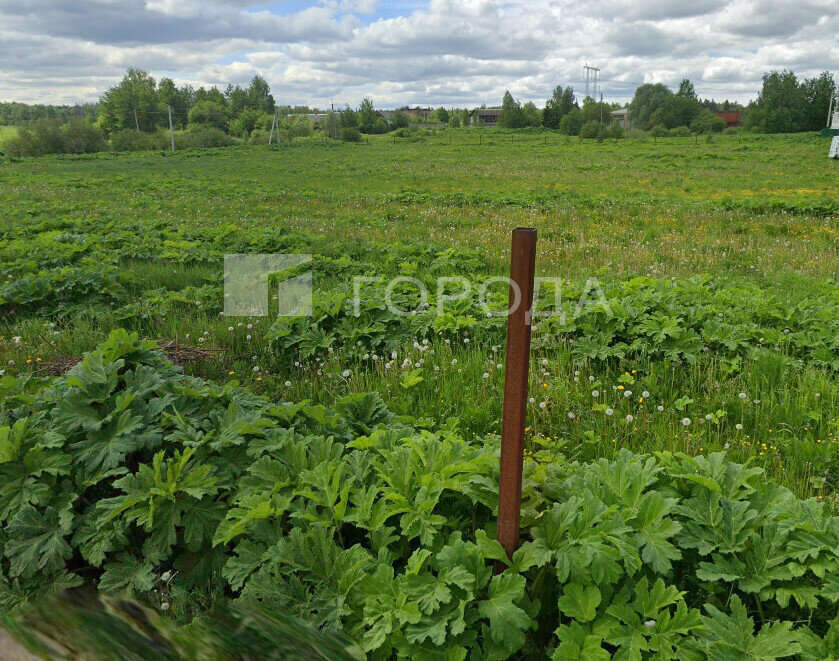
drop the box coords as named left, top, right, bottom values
left=558, top=108, right=582, bottom=136
left=625, top=128, right=647, bottom=140
left=228, top=109, right=268, bottom=138
left=281, top=115, right=313, bottom=139
left=5, top=119, right=66, bottom=156
left=723, top=126, right=740, bottom=135
left=110, top=129, right=154, bottom=152
left=62, top=120, right=107, bottom=154
left=5, top=119, right=107, bottom=157
left=578, top=120, right=602, bottom=139
left=340, top=127, right=362, bottom=142
left=668, top=126, right=692, bottom=137
left=691, top=109, right=727, bottom=134
left=177, top=126, right=234, bottom=149
left=608, top=120, right=624, bottom=139
left=391, top=111, right=410, bottom=129
left=248, top=129, right=271, bottom=145
left=4, top=331, right=839, bottom=657
left=650, top=125, right=668, bottom=138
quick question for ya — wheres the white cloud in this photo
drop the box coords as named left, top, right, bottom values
left=0, top=0, right=835, bottom=106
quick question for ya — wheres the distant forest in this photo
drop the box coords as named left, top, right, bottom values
left=0, top=102, right=97, bottom=125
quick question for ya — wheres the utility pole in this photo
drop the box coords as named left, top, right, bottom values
left=134, top=109, right=140, bottom=132
left=167, top=105, right=175, bottom=152
left=268, top=108, right=277, bottom=145
left=600, top=92, right=604, bottom=123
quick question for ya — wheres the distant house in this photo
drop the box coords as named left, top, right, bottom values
left=610, top=107, right=631, bottom=129
left=469, top=108, right=502, bottom=127
left=398, top=106, right=432, bottom=119
left=715, top=111, right=743, bottom=128
left=306, top=113, right=329, bottom=125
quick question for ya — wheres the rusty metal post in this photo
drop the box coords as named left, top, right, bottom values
left=496, top=227, right=537, bottom=568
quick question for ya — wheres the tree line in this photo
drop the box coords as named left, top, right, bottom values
left=0, top=102, right=97, bottom=125
left=1, top=67, right=835, bottom=157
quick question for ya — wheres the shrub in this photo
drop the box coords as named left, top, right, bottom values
left=228, top=109, right=267, bottom=137
left=558, top=108, right=582, bottom=136
left=281, top=115, right=313, bottom=139
left=650, top=125, right=668, bottom=138
left=110, top=128, right=155, bottom=152
left=62, top=120, right=107, bottom=154
left=340, top=127, right=362, bottom=143
left=608, top=120, right=624, bottom=139
left=579, top=120, right=602, bottom=139
left=723, top=126, right=740, bottom=135
left=391, top=110, right=410, bottom=129
left=177, top=126, right=234, bottom=149
left=248, top=129, right=271, bottom=145
left=5, top=119, right=66, bottom=156
left=691, top=109, right=727, bottom=134
left=668, top=126, right=692, bottom=138
left=4, top=331, right=839, bottom=657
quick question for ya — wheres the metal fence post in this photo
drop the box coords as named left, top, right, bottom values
left=496, top=227, right=537, bottom=569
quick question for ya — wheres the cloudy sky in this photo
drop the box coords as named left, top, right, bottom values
left=0, top=0, right=836, bottom=107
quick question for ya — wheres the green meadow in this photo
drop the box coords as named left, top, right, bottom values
left=2, top=131, right=837, bottom=494
left=2, top=130, right=839, bottom=657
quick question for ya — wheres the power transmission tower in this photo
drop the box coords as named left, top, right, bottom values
left=584, top=63, right=600, bottom=99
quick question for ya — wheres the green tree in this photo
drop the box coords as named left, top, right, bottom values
left=435, top=107, right=450, bottom=123
left=559, top=87, right=576, bottom=115
left=580, top=96, right=614, bottom=125
left=246, top=75, right=275, bottom=114
left=677, top=79, right=697, bottom=99
left=391, top=110, right=410, bottom=129
left=579, top=120, right=601, bottom=139
left=98, top=68, right=161, bottom=134
left=156, top=78, right=191, bottom=129
left=542, top=85, right=564, bottom=129
left=628, top=83, right=673, bottom=130
left=801, top=71, right=835, bottom=131
left=188, top=100, right=228, bottom=131
left=690, top=109, right=726, bottom=133
left=194, top=87, right=227, bottom=107
left=224, top=84, right=251, bottom=119
left=743, top=70, right=804, bottom=133
left=558, top=107, right=582, bottom=135
left=341, top=105, right=358, bottom=129
left=323, top=110, right=340, bottom=139
left=358, top=97, right=377, bottom=134
left=650, top=95, right=701, bottom=129
left=521, top=101, right=541, bottom=127
left=499, top=91, right=525, bottom=128
left=229, top=108, right=266, bottom=136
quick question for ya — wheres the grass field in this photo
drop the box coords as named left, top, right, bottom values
left=0, top=125, right=17, bottom=148
left=3, top=129, right=839, bottom=654
left=1, top=130, right=838, bottom=497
